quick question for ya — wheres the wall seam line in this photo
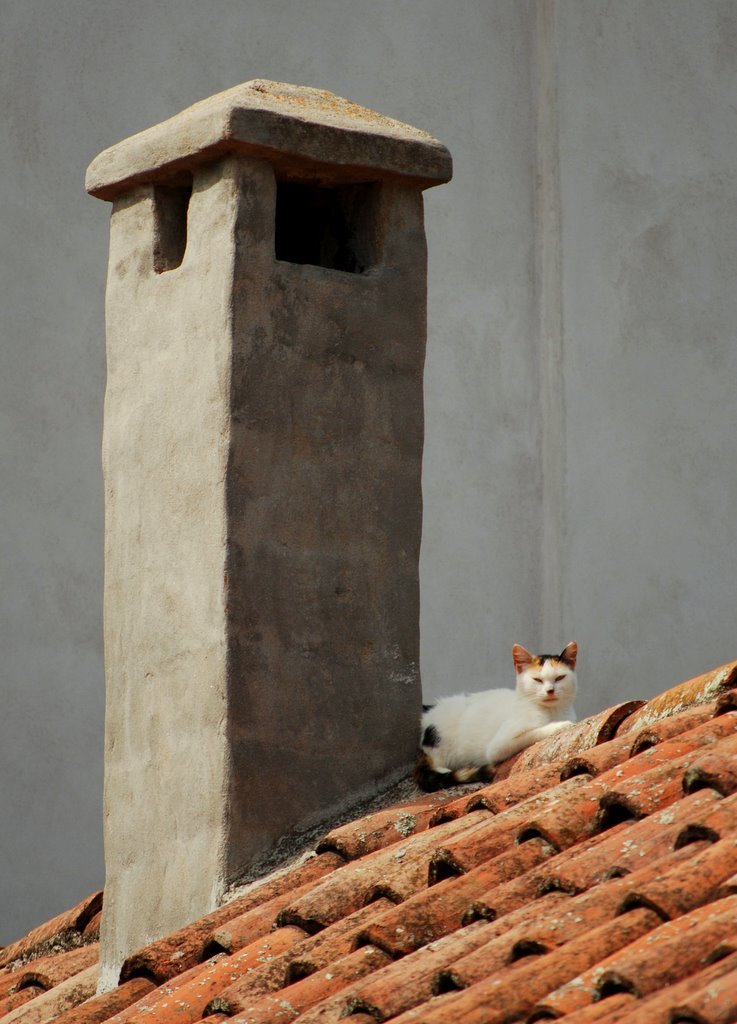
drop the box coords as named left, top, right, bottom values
left=533, top=0, right=566, bottom=645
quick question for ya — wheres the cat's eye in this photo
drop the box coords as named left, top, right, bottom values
left=555, top=674, right=566, bottom=682
left=533, top=676, right=543, bottom=683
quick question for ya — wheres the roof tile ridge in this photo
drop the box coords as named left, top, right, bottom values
left=618, top=831, right=737, bottom=919
left=275, top=809, right=492, bottom=932
left=430, top=775, right=601, bottom=879
left=316, top=790, right=459, bottom=859
left=216, top=944, right=391, bottom=1024
left=0, top=894, right=103, bottom=971
left=594, top=713, right=737, bottom=829
left=9, top=944, right=99, bottom=994
left=561, top=698, right=724, bottom=779
left=359, top=836, right=555, bottom=957
left=611, top=948, right=737, bottom=1024
left=467, top=788, right=722, bottom=923
left=617, top=658, right=737, bottom=735
left=682, top=729, right=737, bottom=796
left=119, top=850, right=343, bottom=983
left=203, top=900, right=394, bottom=1018
left=445, top=840, right=709, bottom=992
left=591, top=707, right=737, bottom=789
left=106, top=930, right=304, bottom=1024
left=26, top=976, right=155, bottom=1024
left=388, top=906, right=662, bottom=1024
left=535, top=891, right=737, bottom=1018
left=0, top=964, right=99, bottom=1024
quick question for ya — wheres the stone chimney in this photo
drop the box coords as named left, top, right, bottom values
left=86, top=80, right=451, bottom=986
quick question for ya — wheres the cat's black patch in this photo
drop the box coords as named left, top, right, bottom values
left=414, top=754, right=449, bottom=792
left=422, top=724, right=440, bottom=748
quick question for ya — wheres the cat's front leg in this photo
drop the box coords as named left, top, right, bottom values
left=483, top=722, right=538, bottom=765
left=483, top=720, right=573, bottom=765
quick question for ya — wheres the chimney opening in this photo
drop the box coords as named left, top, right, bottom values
left=153, top=179, right=192, bottom=273
left=275, top=181, right=379, bottom=273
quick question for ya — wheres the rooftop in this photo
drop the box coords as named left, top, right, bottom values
left=3, top=657, right=737, bottom=1024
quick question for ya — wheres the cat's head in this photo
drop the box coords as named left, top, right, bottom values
left=512, top=642, right=577, bottom=710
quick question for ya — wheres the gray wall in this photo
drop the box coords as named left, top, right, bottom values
left=2, top=0, right=736, bottom=942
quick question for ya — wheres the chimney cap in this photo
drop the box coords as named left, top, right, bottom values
left=86, top=79, right=453, bottom=200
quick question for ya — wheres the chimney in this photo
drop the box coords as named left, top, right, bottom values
left=86, top=80, right=451, bottom=986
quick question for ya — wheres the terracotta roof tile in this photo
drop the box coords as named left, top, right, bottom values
left=448, top=842, right=706, bottom=990
left=533, top=789, right=722, bottom=894
left=100, top=954, right=230, bottom=1024
left=610, top=950, right=737, bottom=1024
left=428, top=760, right=563, bottom=822
left=360, top=836, right=555, bottom=955
left=43, top=979, right=155, bottom=1024
left=1, top=965, right=99, bottom=1024
left=683, top=731, right=737, bottom=795
left=207, top=902, right=394, bottom=1016
left=675, top=787, right=737, bottom=845
left=339, top=920, right=506, bottom=1022
left=627, top=699, right=717, bottom=753
left=0, top=895, right=102, bottom=970
left=209, top=867, right=354, bottom=956
left=617, top=659, right=737, bottom=734
left=316, top=792, right=450, bottom=858
left=216, top=945, right=389, bottom=1024
left=619, top=833, right=737, bottom=919
left=120, top=852, right=343, bottom=983
left=538, top=894, right=737, bottom=1017
left=0, top=988, right=45, bottom=1018
left=507, top=774, right=609, bottom=850
left=391, top=906, right=662, bottom=1024
left=0, top=974, right=23, bottom=1001
left=277, top=811, right=491, bottom=930
left=6, top=659, right=737, bottom=1024
left=538, top=992, right=638, bottom=1022
left=111, top=930, right=306, bottom=1024
left=559, top=728, right=644, bottom=778
left=11, top=948, right=99, bottom=993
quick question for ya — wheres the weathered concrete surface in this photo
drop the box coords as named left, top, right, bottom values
left=98, top=165, right=234, bottom=987
left=225, top=163, right=430, bottom=878
left=91, top=83, right=449, bottom=986
left=86, top=80, right=452, bottom=199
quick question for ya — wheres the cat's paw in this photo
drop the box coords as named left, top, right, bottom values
left=541, top=720, right=574, bottom=737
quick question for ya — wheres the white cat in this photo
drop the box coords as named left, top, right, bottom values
left=415, top=642, right=578, bottom=791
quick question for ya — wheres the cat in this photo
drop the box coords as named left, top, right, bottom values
left=414, top=642, right=578, bottom=791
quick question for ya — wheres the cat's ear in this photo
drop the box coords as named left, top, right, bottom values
left=512, top=644, right=534, bottom=674
left=559, top=641, right=578, bottom=669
